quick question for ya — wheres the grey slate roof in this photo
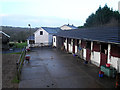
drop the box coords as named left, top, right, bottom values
left=27, top=35, right=34, bottom=40
left=42, top=27, right=61, bottom=34
left=55, top=27, right=120, bottom=44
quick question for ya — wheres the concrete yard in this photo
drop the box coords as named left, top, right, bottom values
left=19, top=47, right=116, bottom=88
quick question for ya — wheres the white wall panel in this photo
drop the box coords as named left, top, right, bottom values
left=91, top=51, right=100, bottom=66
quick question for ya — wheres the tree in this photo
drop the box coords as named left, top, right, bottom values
left=83, top=4, right=120, bottom=27
left=2, top=26, right=38, bottom=41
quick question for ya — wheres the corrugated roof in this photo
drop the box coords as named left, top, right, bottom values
left=42, top=27, right=61, bottom=34
left=55, top=27, right=120, bottom=44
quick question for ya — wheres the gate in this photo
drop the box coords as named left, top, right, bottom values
left=86, top=48, right=91, bottom=61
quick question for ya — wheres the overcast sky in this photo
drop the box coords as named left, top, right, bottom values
left=0, top=0, right=119, bottom=28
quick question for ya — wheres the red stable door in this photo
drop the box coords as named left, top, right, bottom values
left=67, top=38, right=69, bottom=52
left=86, top=49, right=91, bottom=61
left=73, top=39, right=75, bottom=53
left=73, top=45, right=75, bottom=53
left=100, top=53, right=107, bottom=66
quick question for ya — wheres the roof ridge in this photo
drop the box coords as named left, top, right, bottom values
left=0, top=31, right=10, bottom=38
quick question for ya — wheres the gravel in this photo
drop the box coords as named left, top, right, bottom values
left=2, top=54, right=20, bottom=88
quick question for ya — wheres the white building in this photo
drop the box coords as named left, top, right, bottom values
left=27, top=27, right=61, bottom=47
left=60, top=24, right=78, bottom=30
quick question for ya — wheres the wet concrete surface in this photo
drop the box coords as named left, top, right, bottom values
left=19, top=47, right=116, bottom=88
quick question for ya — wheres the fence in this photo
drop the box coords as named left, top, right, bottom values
left=16, top=46, right=26, bottom=80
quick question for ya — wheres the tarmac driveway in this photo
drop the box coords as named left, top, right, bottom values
left=19, top=47, right=115, bottom=88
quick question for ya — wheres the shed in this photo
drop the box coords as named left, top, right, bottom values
left=0, top=31, right=10, bottom=50
left=27, top=27, right=61, bottom=47
left=53, top=26, right=120, bottom=72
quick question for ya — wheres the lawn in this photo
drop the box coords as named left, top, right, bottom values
left=14, top=42, right=27, bottom=48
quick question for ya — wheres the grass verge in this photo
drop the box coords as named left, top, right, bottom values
left=3, top=52, right=22, bottom=55
left=14, top=42, right=27, bottom=48
left=11, top=75, right=20, bottom=83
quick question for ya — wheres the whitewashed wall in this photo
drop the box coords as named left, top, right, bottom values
left=27, top=40, right=29, bottom=45
left=68, top=44, right=71, bottom=53
left=91, top=51, right=100, bottom=67
left=90, top=41, right=100, bottom=66
left=64, top=38, right=67, bottom=50
left=68, top=39, right=73, bottom=53
left=71, top=39, right=73, bottom=53
left=34, top=28, right=49, bottom=45
left=75, top=46, right=77, bottom=54
left=118, top=59, right=120, bottom=73
left=104, top=43, right=120, bottom=72
left=110, top=56, right=120, bottom=70
left=107, top=44, right=111, bottom=63
left=60, top=26, right=72, bottom=30
left=53, top=36, right=56, bottom=47
left=83, top=48, right=86, bottom=60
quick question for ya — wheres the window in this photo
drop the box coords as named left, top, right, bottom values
left=40, top=31, right=43, bottom=35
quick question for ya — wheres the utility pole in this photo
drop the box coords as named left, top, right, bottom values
left=28, top=24, right=31, bottom=47
left=118, top=1, right=120, bottom=14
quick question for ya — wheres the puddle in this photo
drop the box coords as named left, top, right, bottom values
left=46, top=85, right=50, bottom=87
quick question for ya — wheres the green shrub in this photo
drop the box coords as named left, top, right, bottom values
left=15, top=42, right=27, bottom=48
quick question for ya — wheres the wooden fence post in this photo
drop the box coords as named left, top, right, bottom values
left=16, top=46, right=26, bottom=81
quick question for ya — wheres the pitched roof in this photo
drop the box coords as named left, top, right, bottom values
left=0, top=31, right=10, bottom=38
left=42, top=27, right=61, bottom=34
left=55, top=27, right=120, bottom=44
left=27, top=35, right=34, bottom=40
left=66, top=24, right=78, bottom=29
left=61, top=24, right=78, bottom=29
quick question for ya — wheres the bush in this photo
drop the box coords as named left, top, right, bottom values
left=9, top=43, right=15, bottom=47
left=22, top=40, right=25, bottom=42
left=18, top=40, right=21, bottom=43
left=15, top=42, right=27, bottom=48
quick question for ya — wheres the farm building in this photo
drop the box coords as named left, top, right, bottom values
left=60, top=24, right=78, bottom=30
left=53, top=27, right=120, bottom=73
left=0, top=31, right=10, bottom=50
left=27, top=27, right=61, bottom=47
left=27, top=35, right=35, bottom=47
